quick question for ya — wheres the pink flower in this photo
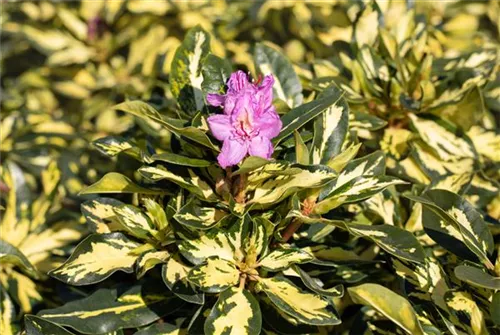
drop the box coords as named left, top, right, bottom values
left=207, top=71, right=282, bottom=168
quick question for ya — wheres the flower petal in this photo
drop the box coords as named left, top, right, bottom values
left=206, top=93, right=226, bottom=107
left=248, top=136, right=274, bottom=159
left=255, top=110, right=282, bottom=139
left=207, top=114, right=232, bottom=141
left=227, top=70, right=249, bottom=93
left=218, top=138, right=248, bottom=168
left=257, top=75, right=275, bottom=108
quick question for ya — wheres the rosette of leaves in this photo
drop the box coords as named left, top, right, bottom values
left=0, top=161, right=86, bottom=334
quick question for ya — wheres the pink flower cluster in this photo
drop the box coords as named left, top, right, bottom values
left=207, top=71, right=282, bottom=168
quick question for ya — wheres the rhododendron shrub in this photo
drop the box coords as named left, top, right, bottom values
left=2, top=1, right=500, bottom=334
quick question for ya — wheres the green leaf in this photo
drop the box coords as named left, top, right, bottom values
left=188, top=257, right=240, bottom=293
left=406, top=189, right=494, bottom=269
left=258, top=248, right=313, bottom=271
left=39, top=283, right=184, bottom=334
left=491, top=292, right=500, bottom=326
left=179, top=215, right=249, bottom=265
left=257, top=276, right=340, bottom=326
left=310, top=87, right=349, bottom=165
left=201, top=54, right=232, bottom=94
left=151, top=152, right=211, bottom=167
left=254, top=43, right=303, bottom=108
left=79, top=173, right=165, bottom=195
left=274, top=90, right=345, bottom=145
left=139, top=165, right=217, bottom=202
left=81, top=198, right=125, bottom=234
left=294, top=266, right=344, bottom=297
left=314, top=176, right=407, bottom=214
left=348, top=283, right=425, bottom=335
left=0, top=239, right=39, bottom=279
left=233, top=156, right=271, bottom=176
left=25, top=315, right=75, bottom=335
left=134, top=323, right=183, bottom=335
left=454, top=265, right=500, bottom=290
left=113, top=101, right=219, bottom=151
left=50, top=232, right=141, bottom=285
left=294, top=131, right=310, bottom=165
left=170, top=25, right=211, bottom=114
left=174, top=198, right=227, bottom=230
left=162, top=255, right=204, bottom=305
left=204, top=288, right=262, bottom=335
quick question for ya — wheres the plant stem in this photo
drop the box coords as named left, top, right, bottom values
left=234, top=173, right=247, bottom=204
left=281, top=218, right=303, bottom=243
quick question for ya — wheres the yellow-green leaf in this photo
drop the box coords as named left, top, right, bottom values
left=257, top=276, right=340, bottom=325
left=348, top=283, right=425, bottom=335
left=188, top=257, right=240, bottom=293
left=205, top=288, right=261, bottom=335
left=50, top=233, right=141, bottom=285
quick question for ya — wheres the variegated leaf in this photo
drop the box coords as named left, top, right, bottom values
left=205, top=288, right=261, bottom=335
left=162, top=255, right=204, bottom=305
left=113, top=100, right=218, bottom=151
left=79, top=173, right=165, bottom=195
left=179, top=215, right=249, bottom=265
left=445, top=290, right=488, bottom=335
left=248, top=164, right=336, bottom=206
left=170, top=25, right=211, bottom=114
left=0, top=289, right=19, bottom=335
left=25, top=315, right=75, bottom=335
left=201, top=54, right=232, bottom=95
left=258, top=276, right=340, bottom=325
left=151, top=152, right=211, bottom=167
left=314, top=176, right=407, bottom=214
left=348, top=283, right=425, bottom=335
left=81, top=198, right=125, bottom=234
left=294, top=266, right=344, bottom=297
left=139, top=165, right=217, bottom=202
left=274, top=90, right=345, bottom=144
left=135, top=250, right=169, bottom=279
left=407, top=189, right=494, bottom=269
left=92, top=136, right=135, bottom=158
left=114, top=205, right=157, bottom=240
left=408, top=113, right=475, bottom=161
left=174, top=198, right=227, bottom=230
left=1, top=161, right=31, bottom=247
left=310, top=86, right=349, bottom=165
left=258, top=248, right=313, bottom=271
left=2, top=271, right=43, bottom=314
left=254, top=43, right=303, bottom=108
left=288, top=211, right=425, bottom=263
left=50, top=232, right=141, bottom=285
left=0, top=239, right=38, bottom=279
left=467, top=126, right=500, bottom=163
left=188, top=257, right=240, bottom=293
left=320, top=150, right=386, bottom=198
left=39, top=283, right=184, bottom=334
